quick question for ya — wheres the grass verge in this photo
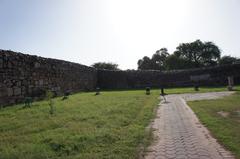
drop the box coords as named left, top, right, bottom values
left=0, top=90, right=159, bottom=159
left=188, top=91, right=240, bottom=159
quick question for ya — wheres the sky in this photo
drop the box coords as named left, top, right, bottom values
left=0, top=0, right=240, bottom=69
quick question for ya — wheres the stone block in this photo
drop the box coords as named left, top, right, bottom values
left=27, top=87, right=32, bottom=94
left=22, top=80, right=28, bottom=86
left=16, top=81, right=21, bottom=87
left=34, top=62, right=40, bottom=68
left=8, top=62, right=12, bottom=68
left=7, top=88, right=13, bottom=96
left=227, top=76, right=234, bottom=91
left=13, top=88, right=21, bottom=96
left=39, top=79, right=43, bottom=86
left=0, top=88, right=6, bottom=97
left=190, top=74, right=210, bottom=82
left=0, top=59, right=3, bottom=68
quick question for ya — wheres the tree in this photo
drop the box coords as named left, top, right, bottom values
left=219, top=55, right=239, bottom=65
left=137, top=56, right=153, bottom=70
left=137, top=40, right=226, bottom=70
left=174, top=40, right=221, bottom=68
left=165, top=54, right=190, bottom=70
left=137, top=48, right=169, bottom=70
left=151, top=48, right=169, bottom=70
left=91, top=62, right=119, bottom=70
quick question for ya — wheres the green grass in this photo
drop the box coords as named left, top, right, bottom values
left=1, top=85, right=240, bottom=159
left=0, top=90, right=160, bottom=159
left=188, top=91, right=240, bottom=159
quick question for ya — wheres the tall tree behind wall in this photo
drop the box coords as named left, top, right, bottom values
left=138, top=48, right=169, bottom=70
left=137, top=39, right=222, bottom=70
left=92, top=62, right=119, bottom=70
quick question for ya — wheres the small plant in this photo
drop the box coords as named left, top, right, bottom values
left=62, top=96, right=68, bottom=100
left=49, top=100, right=55, bottom=115
left=24, top=97, right=32, bottom=108
left=146, top=87, right=150, bottom=95
left=62, top=91, right=70, bottom=100
left=95, top=87, right=100, bottom=95
left=46, top=90, right=55, bottom=115
left=194, top=84, right=199, bottom=91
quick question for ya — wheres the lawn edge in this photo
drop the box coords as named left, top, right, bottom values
left=137, top=97, right=161, bottom=159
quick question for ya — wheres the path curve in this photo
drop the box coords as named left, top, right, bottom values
left=143, top=92, right=235, bottom=159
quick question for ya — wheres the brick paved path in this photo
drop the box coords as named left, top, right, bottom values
left=144, top=92, right=235, bottom=159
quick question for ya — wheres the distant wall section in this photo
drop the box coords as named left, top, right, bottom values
left=97, top=64, right=240, bottom=89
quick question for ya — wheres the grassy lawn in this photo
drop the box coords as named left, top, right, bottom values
left=1, top=86, right=240, bottom=159
left=188, top=91, right=240, bottom=159
left=0, top=90, right=160, bottom=159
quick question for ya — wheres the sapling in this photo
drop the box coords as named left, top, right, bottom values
left=24, top=97, right=32, bottom=108
left=95, top=87, right=100, bottom=95
left=62, top=91, right=70, bottom=100
left=46, top=90, right=55, bottom=115
left=146, top=87, right=150, bottom=95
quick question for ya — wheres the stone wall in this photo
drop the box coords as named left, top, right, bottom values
left=1, top=49, right=240, bottom=106
left=0, top=50, right=97, bottom=106
left=97, top=64, right=240, bottom=89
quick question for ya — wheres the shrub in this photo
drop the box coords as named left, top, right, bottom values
left=46, top=90, right=55, bottom=115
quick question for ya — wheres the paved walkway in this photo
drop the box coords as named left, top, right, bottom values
left=144, top=92, right=235, bottom=159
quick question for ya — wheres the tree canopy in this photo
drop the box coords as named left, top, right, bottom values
left=219, top=55, right=240, bottom=65
left=92, top=62, right=119, bottom=70
left=138, top=48, right=169, bottom=70
left=137, top=39, right=231, bottom=71
left=174, top=40, right=221, bottom=67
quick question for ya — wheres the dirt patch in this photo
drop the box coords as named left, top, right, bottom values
left=236, top=110, right=240, bottom=116
left=179, top=91, right=234, bottom=102
left=217, top=111, right=230, bottom=118
left=231, top=109, right=240, bottom=119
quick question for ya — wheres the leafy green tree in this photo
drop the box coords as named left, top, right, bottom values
left=46, top=90, right=55, bottom=115
left=137, top=48, right=169, bottom=70
left=175, top=40, right=221, bottom=68
left=151, top=48, right=169, bottom=70
left=137, top=56, right=153, bottom=70
left=219, top=55, right=239, bottom=65
left=92, top=62, right=119, bottom=70
left=137, top=40, right=226, bottom=70
left=165, top=54, right=190, bottom=70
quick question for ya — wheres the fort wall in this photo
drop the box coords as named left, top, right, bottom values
left=1, top=50, right=240, bottom=106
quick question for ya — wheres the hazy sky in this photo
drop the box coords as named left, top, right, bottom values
left=0, top=0, right=240, bottom=69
